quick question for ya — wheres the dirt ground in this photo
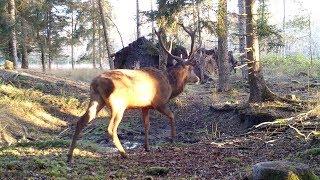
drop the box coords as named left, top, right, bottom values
left=1, top=68, right=319, bottom=179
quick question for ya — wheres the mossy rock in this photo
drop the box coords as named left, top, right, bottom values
left=253, top=161, right=319, bottom=180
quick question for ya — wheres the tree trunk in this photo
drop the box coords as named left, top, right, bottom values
left=47, top=8, right=53, bottom=70
left=21, top=18, right=29, bottom=69
left=282, top=0, right=286, bottom=57
left=98, top=0, right=114, bottom=69
left=196, top=1, right=201, bottom=44
left=40, top=41, right=46, bottom=72
left=238, top=0, right=247, bottom=80
left=150, top=0, right=155, bottom=42
left=92, top=0, right=97, bottom=69
left=136, top=0, right=141, bottom=39
left=246, top=0, right=274, bottom=102
left=71, top=9, right=75, bottom=69
left=36, top=12, right=46, bottom=71
left=217, top=0, right=230, bottom=92
left=8, top=0, right=18, bottom=68
left=158, top=48, right=168, bottom=70
left=157, top=33, right=171, bottom=71
left=98, top=17, right=103, bottom=69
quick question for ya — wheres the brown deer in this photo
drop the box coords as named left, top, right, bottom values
left=67, top=26, right=200, bottom=163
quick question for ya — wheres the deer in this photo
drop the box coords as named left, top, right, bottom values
left=66, top=25, right=201, bottom=163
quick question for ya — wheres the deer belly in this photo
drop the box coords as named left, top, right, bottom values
left=127, top=95, right=153, bottom=108
left=129, top=82, right=157, bottom=107
left=110, top=89, right=155, bottom=109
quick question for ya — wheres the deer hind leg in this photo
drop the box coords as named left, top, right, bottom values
left=107, top=105, right=128, bottom=158
left=67, top=95, right=105, bottom=163
left=142, top=108, right=150, bottom=152
left=155, top=105, right=176, bottom=142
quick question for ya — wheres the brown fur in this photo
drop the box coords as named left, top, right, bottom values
left=67, top=64, right=199, bottom=162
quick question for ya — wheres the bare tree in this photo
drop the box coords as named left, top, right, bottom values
left=98, top=0, right=114, bottom=69
left=150, top=0, right=155, bottom=42
left=98, top=17, right=103, bottom=69
left=217, top=0, right=230, bottom=91
left=238, top=0, right=247, bottom=80
left=136, top=0, right=141, bottom=39
left=282, top=0, right=286, bottom=57
left=92, top=0, right=97, bottom=68
left=21, top=18, right=29, bottom=69
left=47, top=5, right=53, bottom=70
left=8, top=0, right=18, bottom=68
left=71, top=5, right=75, bottom=69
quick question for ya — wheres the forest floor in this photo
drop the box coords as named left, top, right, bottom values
left=0, top=68, right=319, bottom=179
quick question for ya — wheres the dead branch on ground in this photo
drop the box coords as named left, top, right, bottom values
left=246, top=105, right=320, bottom=140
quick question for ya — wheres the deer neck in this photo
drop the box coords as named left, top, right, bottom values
left=167, top=68, right=187, bottom=99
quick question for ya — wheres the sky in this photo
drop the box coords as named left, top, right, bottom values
left=109, top=0, right=156, bottom=50
left=108, top=0, right=320, bottom=54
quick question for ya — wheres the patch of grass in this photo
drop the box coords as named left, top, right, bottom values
left=263, top=53, right=320, bottom=77
left=32, top=158, right=67, bottom=177
left=0, top=82, right=90, bottom=145
left=303, top=148, right=320, bottom=156
left=34, top=83, right=57, bottom=92
left=111, top=170, right=128, bottom=178
left=46, top=69, right=104, bottom=82
left=77, top=140, right=100, bottom=153
left=0, top=154, right=21, bottom=170
left=145, top=166, right=170, bottom=176
left=157, top=142, right=188, bottom=148
left=119, top=116, right=141, bottom=130
left=224, top=156, right=241, bottom=163
left=0, top=147, right=68, bottom=178
left=16, top=139, right=69, bottom=149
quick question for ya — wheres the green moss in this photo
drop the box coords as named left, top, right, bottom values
left=255, top=162, right=319, bottom=180
left=303, top=148, right=320, bottom=156
left=299, top=171, right=319, bottom=180
left=145, top=166, right=170, bottom=176
left=224, top=157, right=241, bottom=163
left=157, top=142, right=188, bottom=148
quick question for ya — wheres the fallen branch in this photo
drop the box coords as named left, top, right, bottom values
left=253, top=105, right=319, bottom=129
left=246, top=105, right=320, bottom=139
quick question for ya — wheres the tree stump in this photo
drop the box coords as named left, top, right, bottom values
left=253, top=161, right=319, bottom=180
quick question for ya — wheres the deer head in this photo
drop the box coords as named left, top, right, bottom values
left=154, top=24, right=201, bottom=66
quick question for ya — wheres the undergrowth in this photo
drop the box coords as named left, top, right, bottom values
left=0, top=82, right=88, bottom=145
left=262, top=53, right=320, bottom=77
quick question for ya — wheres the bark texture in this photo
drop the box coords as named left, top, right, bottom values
left=217, top=0, right=230, bottom=91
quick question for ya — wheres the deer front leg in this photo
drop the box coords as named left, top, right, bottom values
left=142, top=108, right=150, bottom=152
left=67, top=98, right=104, bottom=163
left=108, top=106, right=128, bottom=158
left=155, top=105, right=176, bottom=143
